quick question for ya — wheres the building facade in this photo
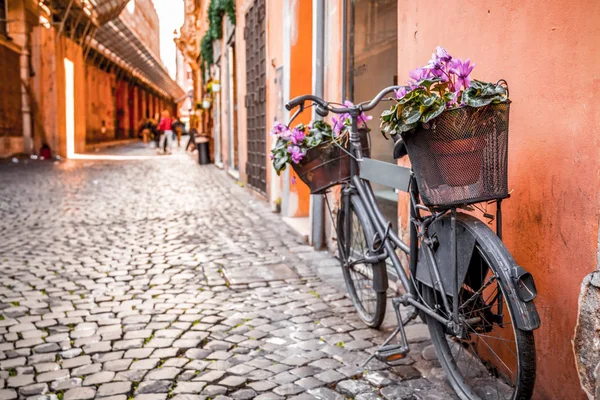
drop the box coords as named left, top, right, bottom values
left=0, top=0, right=183, bottom=159
left=178, top=1, right=600, bottom=398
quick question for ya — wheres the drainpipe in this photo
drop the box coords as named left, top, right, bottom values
left=309, top=0, right=325, bottom=249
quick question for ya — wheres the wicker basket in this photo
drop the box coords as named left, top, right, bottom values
left=292, top=129, right=370, bottom=194
left=403, top=102, right=510, bottom=208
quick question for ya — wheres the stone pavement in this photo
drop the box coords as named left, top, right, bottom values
left=0, top=145, right=459, bottom=400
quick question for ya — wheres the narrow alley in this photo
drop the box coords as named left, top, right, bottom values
left=0, top=146, right=461, bottom=400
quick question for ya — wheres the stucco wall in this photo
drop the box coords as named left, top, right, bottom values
left=396, top=1, right=600, bottom=398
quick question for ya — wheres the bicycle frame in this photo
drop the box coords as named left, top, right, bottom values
left=344, top=107, right=463, bottom=331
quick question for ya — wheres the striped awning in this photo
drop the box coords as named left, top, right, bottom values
left=93, top=17, right=185, bottom=100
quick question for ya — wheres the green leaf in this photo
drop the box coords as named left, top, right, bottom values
left=420, top=93, right=436, bottom=107
left=398, top=121, right=418, bottom=133
left=421, top=98, right=446, bottom=123
left=416, top=78, right=442, bottom=90
left=443, top=91, right=457, bottom=104
left=402, top=104, right=422, bottom=124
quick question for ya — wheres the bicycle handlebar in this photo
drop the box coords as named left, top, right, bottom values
left=285, top=85, right=402, bottom=115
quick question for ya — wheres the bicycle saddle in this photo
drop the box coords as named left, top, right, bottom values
left=393, top=135, right=408, bottom=160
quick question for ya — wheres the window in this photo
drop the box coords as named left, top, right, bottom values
left=0, top=0, right=8, bottom=37
left=345, top=0, right=399, bottom=229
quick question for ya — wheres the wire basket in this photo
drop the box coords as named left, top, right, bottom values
left=403, top=102, right=510, bottom=208
left=292, top=129, right=370, bottom=194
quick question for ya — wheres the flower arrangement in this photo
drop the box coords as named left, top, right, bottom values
left=380, top=46, right=508, bottom=136
left=270, top=101, right=371, bottom=175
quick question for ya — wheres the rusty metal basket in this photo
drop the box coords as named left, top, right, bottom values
left=292, top=129, right=370, bottom=194
left=402, top=102, right=511, bottom=208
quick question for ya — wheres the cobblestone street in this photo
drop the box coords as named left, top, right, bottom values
left=0, top=145, right=457, bottom=400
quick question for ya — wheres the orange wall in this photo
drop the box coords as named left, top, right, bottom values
left=397, top=1, right=600, bottom=398
left=287, top=0, right=313, bottom=217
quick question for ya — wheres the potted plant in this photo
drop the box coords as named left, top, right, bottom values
left=270, top=104, right=371, bottom=193
left=380, top=46, right=508, bottom=189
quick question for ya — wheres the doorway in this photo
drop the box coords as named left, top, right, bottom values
left=244, top=0, right=267, bottom=194
left=64, top=58, right=75, bottom=158
left=345, top=0, right=398, bottom=229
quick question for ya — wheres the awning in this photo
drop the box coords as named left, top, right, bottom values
left=44, top=0, right=184, bottom=100
left=92, top=17, right=184, bottom=100
left=89, top=0, right=129, bottom=26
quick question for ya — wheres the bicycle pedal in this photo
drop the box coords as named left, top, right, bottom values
left=375, top=344, right=410, bottom=365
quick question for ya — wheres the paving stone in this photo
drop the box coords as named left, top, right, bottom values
left=364, top=371, right=393, bottom=387
left=83, top=371, right=115, bottom=386
left=18, top=383, right=48, bottom=397
left=201, top=386, right=227, bottom=396
left=7, top=375, right=35, bottom=388
left=229, top=389, right=256, bottom=400
left=173, top=382, right=206, bottom=394
left=64, top=387, right=96, bottom=400
left=133, top=395, right=167, bottom=400
left=194, top=371, right=225, bottom=383
left=36, top=370, right=69, bottom=384
left=51, top=377, right=83, bottom=391
left=62, top=356, right=91, bottom=369
left=380, top=385, right=415, bottom=400
left=336, top=380, right=372, bottom=396
left=313, top=370, right=345, bottom=384
left=145, top=368, right=180, bottom=380
left=135, top=381, right=173, bottom=395
left=97, top=382, right=131, bottom=397
left=272, top=383, right=303, bottom=396
left=0, top=390, right=17, bottom=400
left=307, top=387, right=345, bottom=400
left=217, top=376, right=246, bottom=388
left=246, top=381, right=277, bottom=392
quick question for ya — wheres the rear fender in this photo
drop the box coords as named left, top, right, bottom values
left=415, top=213, right=540, bottom=331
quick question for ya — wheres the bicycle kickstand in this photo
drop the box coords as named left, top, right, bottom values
left=361, top=298, right=415, bottom=368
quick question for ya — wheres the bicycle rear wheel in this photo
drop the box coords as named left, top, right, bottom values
left=423, top=220, right=536, bottom=400
left=336, top=194, right=387, bottom=328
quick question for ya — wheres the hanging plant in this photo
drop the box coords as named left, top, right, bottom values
left=200, top=0, right=236, bottom=77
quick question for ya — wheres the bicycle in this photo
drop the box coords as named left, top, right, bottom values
left=285, top=86, right=540, bottom=400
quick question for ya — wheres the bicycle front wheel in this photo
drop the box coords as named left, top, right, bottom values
left=423, top=217, right=536, bottom=400
left=336, top=194, right=387, bottom=328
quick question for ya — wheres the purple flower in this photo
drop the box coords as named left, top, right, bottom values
left=409, top=67, right=430, bottom=82
left=290, top=127, right=305, bottom=145
left=270, top=121, right=287, bottom=136
left=291, top=175, right=297, bottom=185
left=435, top=46, right=452, bottom=62
left=449, top=58, right=475, bottom=90
left=394, top=86, right=408, bottom=99
left=287, top=145, right=304, bottom=164
left=343, top=101, right=372, bottom=126
left=331, top=115, right=347, bottom=136
left=269, top=154, right=274, bottom=160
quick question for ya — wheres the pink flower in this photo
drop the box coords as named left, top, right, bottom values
left=270, top=121, right=287, bottom=136
left=287, top=145, right=304, bottom=164
left=449, top=58, right=475, bottom=90
left=291, top=175, right=297, bottom=185
left=394, top=86, right=408, bottom=99
left=290, top=127, right=305, bottom=145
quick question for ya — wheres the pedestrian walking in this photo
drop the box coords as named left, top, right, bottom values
left=157, top=110, right=173, bottom=154
left=172, top=118, right=185, bottom=148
